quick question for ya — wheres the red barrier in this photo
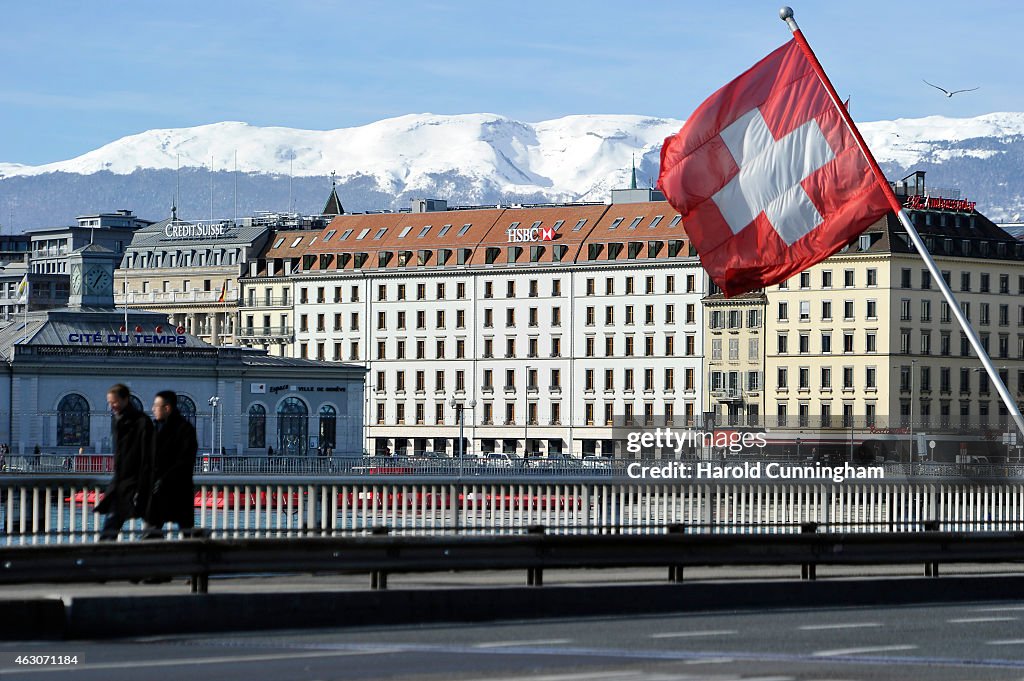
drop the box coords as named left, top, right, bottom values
left=333, top=491, right=582, bottom=511
left=67, top=490, right=101, bottom=505
left=74, top=455, right=114, bottom=473
left=69, top=489, right=582, bottom=512
left=193, top=490, right=301, bottom=509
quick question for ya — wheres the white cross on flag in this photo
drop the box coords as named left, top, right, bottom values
left=658, top=40, right=890, bottom=297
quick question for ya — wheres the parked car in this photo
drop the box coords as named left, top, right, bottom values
left=531, top=454, right=581, bottom=470
left=581, top=456, right=612, bottom=469
left=482, top=453, right=516, bottom=469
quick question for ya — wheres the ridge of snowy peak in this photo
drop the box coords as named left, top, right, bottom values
left=531, top=115, right=682, bottom=193
left=328, top=113, right=545, bottom=189
left=867, top=112, right=1024, bottom=142
left=3, top=111, right=1024, bottom=187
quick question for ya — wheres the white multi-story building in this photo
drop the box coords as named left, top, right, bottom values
left=240, top=196, right=706, bottom=458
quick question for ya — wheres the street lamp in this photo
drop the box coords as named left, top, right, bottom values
left=525, top=365, right=533, bottom=459
left=894, top=362, right=916, bottom=463
left=450, top=397, right=476, bottom=478
left=910, top=358, right=916, bottom=463
left=207, top=396, right=221, bottom=459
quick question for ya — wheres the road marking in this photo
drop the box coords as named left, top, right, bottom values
left=651, top=629, right=737, bottom=638
left=474, top=638, right=573, bottom=648
left=481, top=673, right=638, bottom=681
left=683, top=657, right=735, bottom=665
left=948, top=617, right=1018, bottom=623
left=0, top=649, right=388, bottom=674
left=974, top=606, right=1024, bottom=612
left=798, top=622, right=882, bottom=631
left=812, top=644, right=917, bottom=657
left=987, top=639, right=1024, bottom=646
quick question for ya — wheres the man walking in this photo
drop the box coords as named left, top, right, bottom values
left=95, top=384, right=152, bottom=540
left=144, top=390, right=199, bottom=536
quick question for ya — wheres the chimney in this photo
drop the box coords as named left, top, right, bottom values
left=411, top=198, right=448, bottom=213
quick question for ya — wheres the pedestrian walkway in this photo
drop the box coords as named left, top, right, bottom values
left=3, top=563, right=1023, bottom=599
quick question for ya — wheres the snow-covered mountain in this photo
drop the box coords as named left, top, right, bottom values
left=3, top=112, right=1024, bottom=230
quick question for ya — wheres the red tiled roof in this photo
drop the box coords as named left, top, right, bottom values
left=470, top=205, right=611, bottom=266
left=580, top=201, right=690, bottom=262
left=248, top=202, right=692, bottom=277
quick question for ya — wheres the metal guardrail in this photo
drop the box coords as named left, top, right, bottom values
left=1, top=526, right=1022, bottom=593
left=5, top=455, right=1024, bottom=479
left=5, top=472, right=1024, bottom=546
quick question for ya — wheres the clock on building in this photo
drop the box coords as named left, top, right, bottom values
left=70, top=264, right=82, bottom=295
left=85, top=266, right=112, bottom=294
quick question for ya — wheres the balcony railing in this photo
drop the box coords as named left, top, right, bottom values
left=236, top=325, right=294, bottom=339
left=117, top=290, right=238, bottom=305
left=241, top=297, right=290, bottom=308
left=712, top=388, right=745, bottom=402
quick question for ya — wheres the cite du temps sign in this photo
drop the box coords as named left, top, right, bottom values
left=67, top=329, right=188, bottom=346
left=507, top=225, right=556, bottom=243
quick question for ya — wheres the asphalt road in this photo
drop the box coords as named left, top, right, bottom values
left=3, top=601, right=1024, bottom=681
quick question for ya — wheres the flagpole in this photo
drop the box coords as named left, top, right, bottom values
left=780, top=6, right=1024, bottom=439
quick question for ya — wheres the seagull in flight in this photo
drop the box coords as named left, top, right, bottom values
left=923, top=79, right=979, bottom=97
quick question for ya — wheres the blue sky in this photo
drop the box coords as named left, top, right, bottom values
left=1, top=0, right=1020, bottom=165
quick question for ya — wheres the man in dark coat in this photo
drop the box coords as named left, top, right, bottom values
left=143, top=390, right=198, bottom=535
left=95, top=384, right=152, bottom=540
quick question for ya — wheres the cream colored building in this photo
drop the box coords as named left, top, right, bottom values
left=114, top=217, right=271, bottom=345
left=766, top=205, right=1024, bottom=434
left=703, top=290, right=766, bottom=426
left=236, top=230, right=319, bottom=356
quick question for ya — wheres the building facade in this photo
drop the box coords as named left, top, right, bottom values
left=115, top=211, right=339, bottom=347
left=160, top=173, right=1024, bottom=461
left=765, top=191, right=1024, bottom=448
left=0, top=246, right=365, bottom=457
left=0, top=261, right=69, bottom=320
left=29, top=210, right=148, bottom=275
left=115, top=216, right=268, bottom=346
left=703, top=289, right=767, bottom=426
left=236, top=197, right=707, bottom=458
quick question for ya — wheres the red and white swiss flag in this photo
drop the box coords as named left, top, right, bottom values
left=658, top=40, right=890, bottom=297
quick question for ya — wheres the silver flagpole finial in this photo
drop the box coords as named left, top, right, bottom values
left=779, top=6, right=799, bottom=31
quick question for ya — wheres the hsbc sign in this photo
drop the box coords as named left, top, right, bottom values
left=507, top=226, right=556, bottom=243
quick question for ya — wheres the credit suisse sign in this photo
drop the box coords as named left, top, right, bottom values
left=904, top=195, right=976, bottom=212
left=507, top=225, right=556, bottom=243
left=163, top=220, right=235, bottom=240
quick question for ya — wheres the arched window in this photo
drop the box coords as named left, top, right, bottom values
left=178, top=395, right=197, bottom=427
left=319, top=405, right=336, bottom=451
left=277, top=397, right=308, bottom=456
left=57, top=394, right=90, bottom=446
left=248, top=404, right=266, bottom=448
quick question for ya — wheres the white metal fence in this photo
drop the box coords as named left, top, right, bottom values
left=4, top=475, right=1024, bottom=545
